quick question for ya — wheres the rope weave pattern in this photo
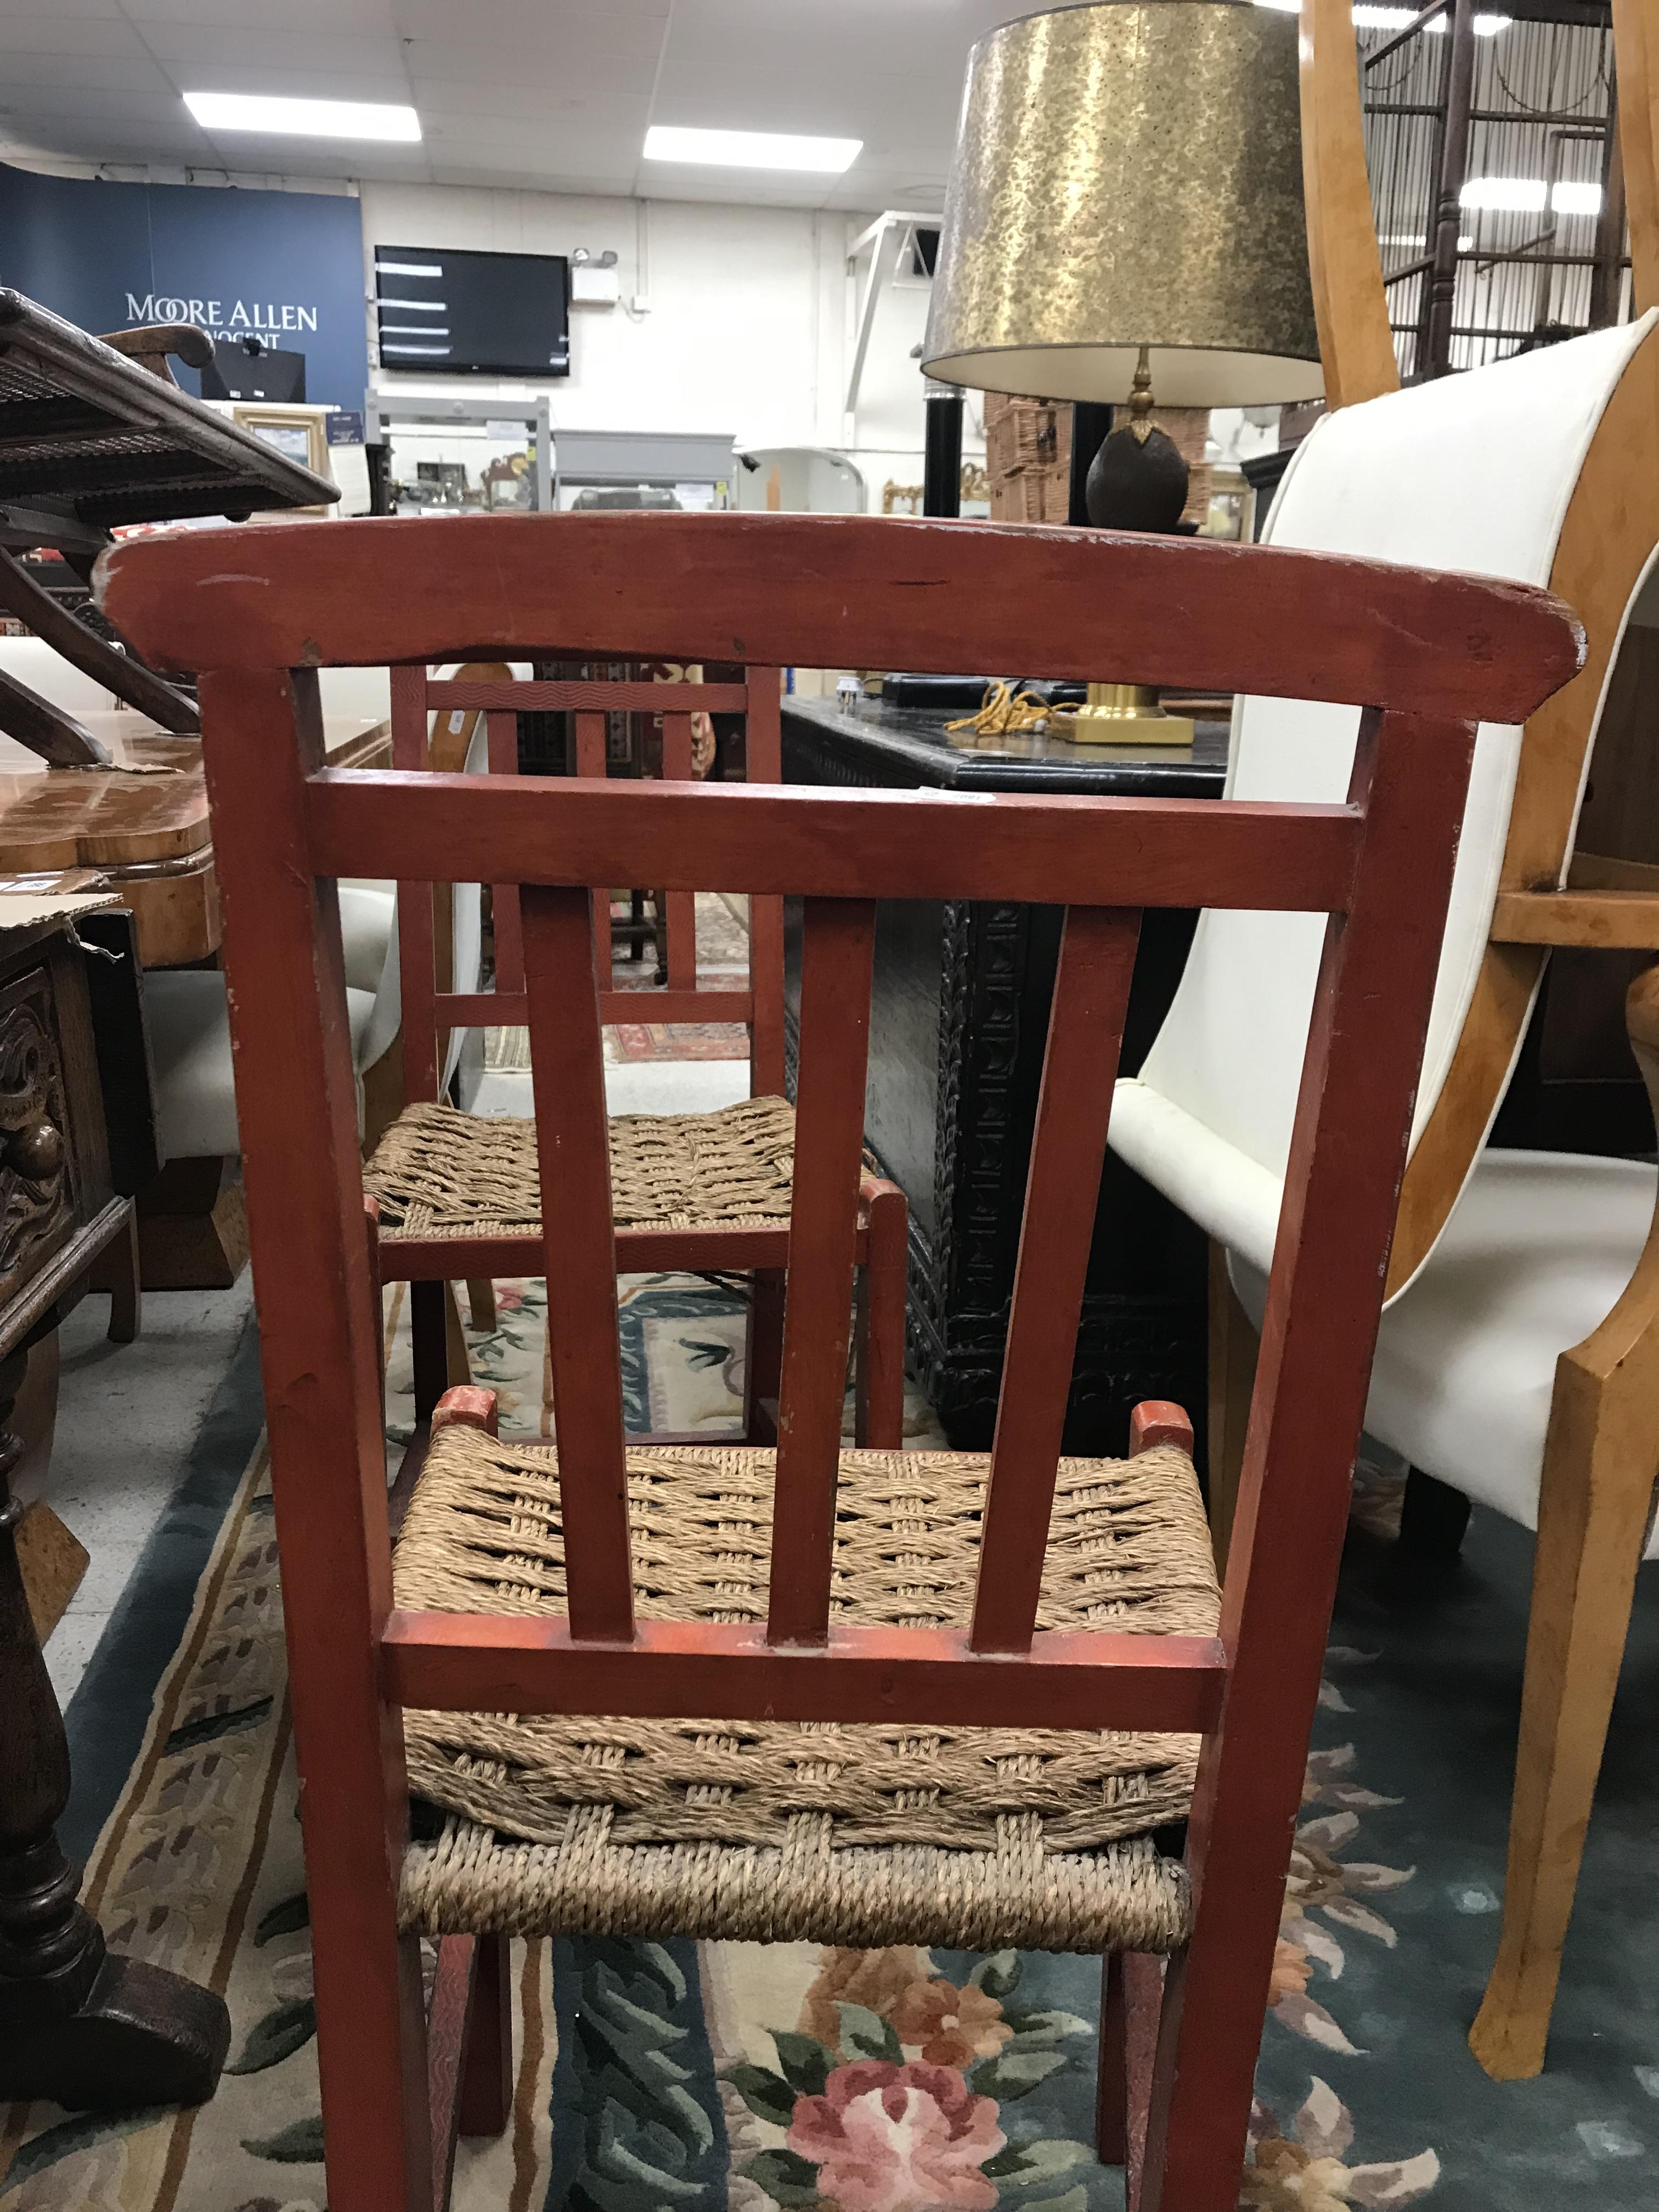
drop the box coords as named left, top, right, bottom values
left=395, top=1432, right=1218, bottom=1950
left=364, top=1094, right=796, bottom=1240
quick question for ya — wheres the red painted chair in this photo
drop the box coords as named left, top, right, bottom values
left=365, top=655, right=907, bottom=1449
left=100, top=511, right=1580, bottom=2212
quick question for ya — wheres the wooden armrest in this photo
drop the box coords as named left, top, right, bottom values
left=1491, top=889, right=1659, bottom=950
left=95, top=323, right=215, bottom=387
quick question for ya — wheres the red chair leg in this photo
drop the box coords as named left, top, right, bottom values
left=410, top=1280, right=449, bottom=1424
left=1097, top=1952, right=1165, bottom=2205
left=746, top=1268, right=784, bottom=1444
left=1097, top=1955, right=1128, bottom=2166
left=854, top=1180, right=907, bottom=1449
left=1138, top=1866, right=1277, bottom=2210
left=459, top=1933, right=513, bottom=2137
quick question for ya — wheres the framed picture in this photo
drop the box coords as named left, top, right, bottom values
left=229, top=405, right=334, bottom=514
left=1200, top=465, right=1255, bottom=544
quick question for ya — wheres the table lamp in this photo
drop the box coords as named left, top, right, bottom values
left=922, top=0, right=1323, bottom=741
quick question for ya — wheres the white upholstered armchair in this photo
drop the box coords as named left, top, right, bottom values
left=1111, top=312, right=1659, bottom=2080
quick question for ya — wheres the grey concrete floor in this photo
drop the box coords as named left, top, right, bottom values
left=45, top=1275, right=255, bottom=1706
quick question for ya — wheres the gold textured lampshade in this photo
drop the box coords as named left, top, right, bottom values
left=922, top=1, right=1323, bottom=408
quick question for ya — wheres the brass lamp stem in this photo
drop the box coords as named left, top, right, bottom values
left=1127, top=345, right=1156, bottom=445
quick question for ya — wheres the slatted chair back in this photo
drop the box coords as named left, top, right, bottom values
left=388, top=655, right=785, bottom=1104
left=98, top=512, right=1582, bottom=2212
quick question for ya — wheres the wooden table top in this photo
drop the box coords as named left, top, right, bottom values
left=0, top=715, right=389, bottom=871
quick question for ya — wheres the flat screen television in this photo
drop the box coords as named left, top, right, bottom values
left=375, top=244, right=570, bottom=376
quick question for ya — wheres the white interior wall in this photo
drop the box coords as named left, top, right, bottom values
left=360, top=183, right=963, bottom=506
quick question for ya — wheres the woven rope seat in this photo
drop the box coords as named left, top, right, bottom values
left=394, top=1427, right=1221, bottom=1953
left=364, top=1093, right=797, bottom=1242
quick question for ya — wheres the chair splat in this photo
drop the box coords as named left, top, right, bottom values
left=768, top=896, right=878, bottom=1647
left=972, top=904, right=1144, bottom=1654
left=522, top=882, right=634, bottom=1645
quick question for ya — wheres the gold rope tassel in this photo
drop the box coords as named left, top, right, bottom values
left=945, top=679, right=1058, bottom=737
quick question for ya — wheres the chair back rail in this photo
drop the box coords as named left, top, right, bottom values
left=389, top=657, right=785, bottom=1102
left=311, top=772, right=1364, bottom=909
left=103, top=512, right=1581, bottom=723
left=98, top=514, right=1580, bottom=2212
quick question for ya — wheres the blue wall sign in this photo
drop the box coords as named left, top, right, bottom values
left=0, top=162, right=368, bottom=410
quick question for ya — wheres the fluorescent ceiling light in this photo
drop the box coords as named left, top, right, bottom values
left=1263, top=2, right=1508, bottom=26
left=643, top=125, right=860, bottom=173
left=1459, top=177, right=1602, bottom=213
left=184, top=92, right=421, bottom=142
left=1462, top=176, right=1546, bottom=210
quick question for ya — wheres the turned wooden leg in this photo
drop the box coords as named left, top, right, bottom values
left=1468, top=1404, right=1654, bottom=2079
left=465, top=1278, right=497, bottom=1333
left=105, top=1205, right=141, bottom=1345
left=745, top=1269, right=785, bottom=1446
left=0, top=1334, right=229, bottom=2107
left=1206, top=1240, right=1257, bottom=1581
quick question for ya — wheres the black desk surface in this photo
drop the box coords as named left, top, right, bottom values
left=780, top=689, right=1231, bottom=797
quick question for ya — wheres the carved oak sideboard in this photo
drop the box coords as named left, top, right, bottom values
left=781, top=692, right=1228, bottom=1456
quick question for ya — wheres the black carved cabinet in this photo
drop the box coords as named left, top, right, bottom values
left=782, top=695, right=1228, bottom=1457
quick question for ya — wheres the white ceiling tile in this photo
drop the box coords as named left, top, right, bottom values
left=141, top=26, right=406, bottom=72
left=0, top=53, right=176, bottom=95
left=393, top=0, right=668, bottom=33
left=405, top=27, right=667, bottom=78
left=413, top=76, right=653, bottom=120
left=132, top=1, right=397, bottom=27
left=5, top=88, right=207, bottom=124
left=1, top=0, right=126, bottom=18
left=0, top=0, right=992, bottom=204
left=0, top=20, right=150, bottom=57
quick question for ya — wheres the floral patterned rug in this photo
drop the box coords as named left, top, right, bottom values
left=3, top=1280, right=1656, bottom=2210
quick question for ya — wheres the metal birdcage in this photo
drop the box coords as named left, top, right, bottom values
left=1362, top=0, right=1627, bottom=380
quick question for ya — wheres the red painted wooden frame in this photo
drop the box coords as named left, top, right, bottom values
left=388, top=660, right=786, bottom=1104
left=374, top=652, right=885, bottom=1449
left=97, top=512, right=1581, bottom=2212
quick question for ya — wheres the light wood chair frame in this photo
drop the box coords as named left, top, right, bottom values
left=1279, top=0, right=1659, bottom=2076
left=99, top=510, right=1579, bottom=2212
